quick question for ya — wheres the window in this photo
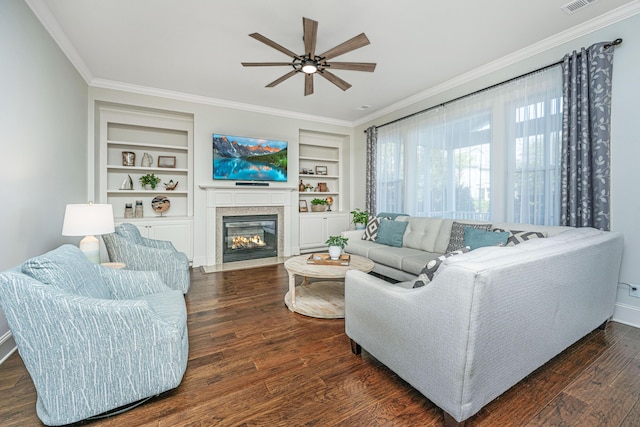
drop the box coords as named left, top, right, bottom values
left=376, top=66, right=562, bottom=225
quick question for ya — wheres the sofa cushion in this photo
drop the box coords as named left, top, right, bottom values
left=401, top=252, right=443, bottom=276
left=446, top=221, right=492, bottom=252
left=413, top=247, right=471, bottom=288
left=493, top=228, right=547, bottom=246
left=367, top=246, right=426, bottom=270
left=376, top=219, right=409, bottom=247
left=400, top=217, right=445, bottom=252
left=22, top=244, right=111, bottom=299
left=464, top=227, right=509, bottom=250
left=344, top=238, right=381, bottom=258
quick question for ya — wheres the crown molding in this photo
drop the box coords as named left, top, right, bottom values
left=353, top=0, right=640, bottom=127
left=25, top=0, right=93, bottom=83
left=90, top=79, right=353, bottom=128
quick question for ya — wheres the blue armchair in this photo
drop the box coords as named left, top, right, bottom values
left=0, top=245, right=188, bottom=426
left=102, top=223, right=190, bottom=294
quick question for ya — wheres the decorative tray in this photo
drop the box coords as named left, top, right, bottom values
left=306, top=253, right=351, bottom=266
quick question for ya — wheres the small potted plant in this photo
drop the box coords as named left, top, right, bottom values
left=310, top=198, right=328, bottom=212
left=139, top=173, right=161, bottom=190
left=325, top=235, right=349, bottom=260
left=350, top=208, right=369, bottom=229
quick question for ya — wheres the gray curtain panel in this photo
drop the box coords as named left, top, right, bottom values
left=365, top=126, right=378, bottom=216
left=560, top=41, right=617, bottom=231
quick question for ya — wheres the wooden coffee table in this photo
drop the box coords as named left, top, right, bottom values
left=284, top=254, right=375, bottom=319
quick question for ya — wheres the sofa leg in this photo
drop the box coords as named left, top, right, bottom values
left=443, top=411, right=465, bottom=427
left=350, top=339, right=362, bottom=355
left=598, top=319, right=608, bottom=331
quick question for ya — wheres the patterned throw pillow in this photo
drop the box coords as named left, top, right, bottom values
left=446, top=222, right=492, bottom=253
left=362, top=216, right=381, bottom=241
left=413, top=247, right=470, bottom=288
left=361, top=216, right=391, bottom=241
left=493, top=228, right=547, bottom=246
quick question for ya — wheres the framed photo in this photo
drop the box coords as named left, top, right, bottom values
left=299, top=200, right=308, bottom=212
left=158, top=156, right=177, bottom=168
left=315, top=165, right=328, bottom=175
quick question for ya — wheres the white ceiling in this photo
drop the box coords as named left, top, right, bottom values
left=27, top=0, right=639, bottom=125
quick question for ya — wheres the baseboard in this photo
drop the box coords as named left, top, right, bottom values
left=0, top=331, right=17, bottom=365
left=612, top=302, right=640, bottom=329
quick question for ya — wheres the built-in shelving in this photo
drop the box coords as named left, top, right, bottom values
left=96, top=104, right=195, bottom=259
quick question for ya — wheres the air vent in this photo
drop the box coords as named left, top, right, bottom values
left=562, top=0, right=598, bottom=14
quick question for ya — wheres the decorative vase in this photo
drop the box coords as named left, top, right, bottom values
left=355, top=223, right=366, bottom=230
left=328, top=246, right=342, bottom=260
left=122, top=151, right=135, bottom=166
left=141, top=153, right=153, bottom=167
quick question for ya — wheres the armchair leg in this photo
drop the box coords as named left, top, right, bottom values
left=443, top=411, right=465, bottom=427
left=350, top=339, right=362, bottom=355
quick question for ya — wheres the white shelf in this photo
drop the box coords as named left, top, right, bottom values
left=107, top=190, right=189, bottom=195
left=299, top=156, right=339, bottom=163
left=107, top=165, right=189, bottom=173
left=107, top=140, right=188, bottom=151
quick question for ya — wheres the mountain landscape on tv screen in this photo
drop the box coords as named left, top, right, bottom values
left=213, top=134, right=288, bottom=182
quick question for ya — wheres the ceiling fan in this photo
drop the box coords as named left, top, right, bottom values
left=242, top=17, right=376, bottom=96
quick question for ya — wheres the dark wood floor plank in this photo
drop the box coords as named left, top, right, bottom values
left=1, top=264, right=640, bottom=427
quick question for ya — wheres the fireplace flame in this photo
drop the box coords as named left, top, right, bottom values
left=231, top=234, right=267, bottom=250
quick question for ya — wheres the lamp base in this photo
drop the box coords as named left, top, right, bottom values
left=79, top=235, right=100, bottom=263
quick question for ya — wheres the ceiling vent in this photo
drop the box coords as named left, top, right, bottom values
left=562, top=0, right=598, bottom=14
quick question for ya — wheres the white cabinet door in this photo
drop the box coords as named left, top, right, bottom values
left=299, top=215, right=325, bottom=249
left=299, top=212, right=349, bottom=251
left=118, top=220, right=193, bottom=260
left=148, top=221, right=192, bottom=260
left=325, top=214, right=349, bottom=238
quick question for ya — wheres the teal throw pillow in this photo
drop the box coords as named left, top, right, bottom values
left=375, top=219, right=408, bottom=248
left=463, top=227, right=509, bottom=250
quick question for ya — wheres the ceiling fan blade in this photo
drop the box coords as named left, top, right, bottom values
left=319, top=33, right=370, bottom=61
left=266, top=70, right=298, bottom=88
left=318, top=70, right=352, bottom=91
left=326, top=62, right=377, bottom=72
left=305, top=73, right=314, bottom=96
left=249, top=33, right=301, bottom=60
left=242, top=62, right=292, bottom=67
left=303, top=17, right=318, bottom=57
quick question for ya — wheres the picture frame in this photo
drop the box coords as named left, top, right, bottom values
left=158, top=156, right=177, bottom=168
left=299, top=200, right=308, bottom=212
left=315, top=165, right=328, bottom=175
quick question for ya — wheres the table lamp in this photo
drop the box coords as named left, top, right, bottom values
left=62, top=202, right=115, bottom=263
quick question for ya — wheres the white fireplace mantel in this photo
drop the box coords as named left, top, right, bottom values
left=200, top=185, right=296, bottom=266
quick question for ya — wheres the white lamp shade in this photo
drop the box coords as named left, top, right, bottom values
left=62, top=203, right=115, bottom=236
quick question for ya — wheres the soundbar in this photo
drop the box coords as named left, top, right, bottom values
left=235, top=182, right=270, bottom=187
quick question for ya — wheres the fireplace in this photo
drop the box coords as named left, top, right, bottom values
left=222, top=214, right=278, bottom=262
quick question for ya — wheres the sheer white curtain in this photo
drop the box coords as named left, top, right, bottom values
left=376, top=66, right=562, bottom=224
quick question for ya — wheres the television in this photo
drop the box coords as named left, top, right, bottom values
left=212, top=134, right=288, bottom=182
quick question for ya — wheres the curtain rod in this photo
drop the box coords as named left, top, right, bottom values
left=367, top=38, right=622, bottom=132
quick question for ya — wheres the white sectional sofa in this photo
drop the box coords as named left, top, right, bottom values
left=343, top=216, right=574, bottom=281
left=342, top=216, right=624, bottom=426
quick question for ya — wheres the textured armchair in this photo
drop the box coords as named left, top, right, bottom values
left=102, top=223, right=190, bottom=294
left=0, top=245, right=189, bottom=426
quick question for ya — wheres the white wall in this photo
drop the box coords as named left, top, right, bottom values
left=87, top=88, right=353, bottom=266
left=0, top=0, right=89, bottom=361
left=353, top=13, right=640, bottom=327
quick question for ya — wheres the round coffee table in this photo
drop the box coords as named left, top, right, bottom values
left=284, top=254, right=375, bottom=319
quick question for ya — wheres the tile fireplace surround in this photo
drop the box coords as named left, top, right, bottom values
left=201, top=186, right=295, bottom=267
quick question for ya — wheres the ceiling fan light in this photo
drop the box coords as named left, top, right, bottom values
left=301, top=60, right=317, bottom=74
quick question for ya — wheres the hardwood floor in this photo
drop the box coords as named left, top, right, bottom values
left=1, top=265, right=640, bottom=426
